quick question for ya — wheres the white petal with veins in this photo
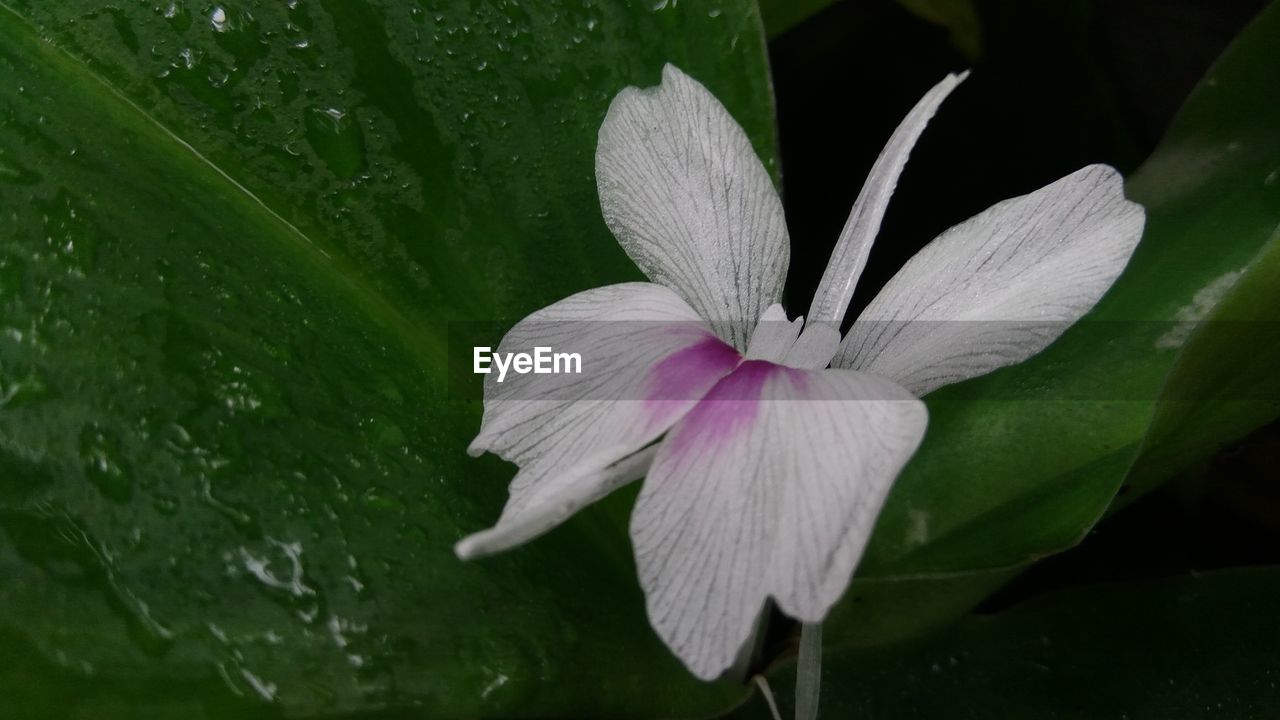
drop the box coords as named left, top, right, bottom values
left=631, top=363, right=926, bottom=679
left=807, top=72, right=968, bottom=325
left=596, top=64, right=790, bottom=350
left=456, top=446, right=658, bottom=559
left=460, top=283, right=742, bottom=558
left=836, top=164, right=1145, bottom=396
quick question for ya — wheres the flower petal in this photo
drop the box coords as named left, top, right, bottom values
left=743, top=303, right=802, bottom=363
left=456, top=446, right=657, bottom=559
left=807, top=72, right=968, bottom=325
left=459, top=282, right=742, bottom=559
left=630, top=362, right=927, bottom=679
left=596, top=64, right=790, bottom=350
left=834, top=164, right=1145, bottom=396
left=784, top=323, right=841, bottom=369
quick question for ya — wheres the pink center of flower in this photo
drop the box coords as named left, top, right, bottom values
left=665, top=360, right=808, bottom=456
left=643, top=334, right=743, bottom=430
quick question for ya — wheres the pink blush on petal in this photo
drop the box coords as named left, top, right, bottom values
left=643, top=334, right=743, bottom=431
left=665, top=360, right=803, bottom=456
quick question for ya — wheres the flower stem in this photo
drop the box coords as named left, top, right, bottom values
left=795, top=622, right=823, bottom=720
left=754, top=675, right=783, bottom=720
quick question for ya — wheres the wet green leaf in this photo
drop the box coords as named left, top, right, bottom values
left=0, top=1, right=775, bottom=716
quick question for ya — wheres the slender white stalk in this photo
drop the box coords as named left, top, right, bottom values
left=794, top=622, right=823, bottom=720
left=754, top=675, right=784, bottom=720
left=807, top=72, right=969, bottom=326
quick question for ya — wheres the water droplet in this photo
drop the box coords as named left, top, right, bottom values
left=0, top=371, right=50, bottom=409
left=152, top=492, right=180, bottom=515
left=225, top=664, right=278, bottom=702
left=481, top=672, right=510, bottom=699
left=80, top=425, right=133, bottom=502
left=238, top=538, right=316, bottom=599
left=358, top=414, right=405, bottom=448
left=304, top=106, right=366, bottom=179
left=211, top=6, right=228, bottom=31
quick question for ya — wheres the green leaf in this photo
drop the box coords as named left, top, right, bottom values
left=825, top=0, right=1280, bottom=643
left=1121, top=0, right=1280, bottom=474
left=735, top=567, right=1280, bottom=718
left=894, top=0, right=980, bottom=57
left=0, top=1, right=776, bottom=716
left=1121, top=226, right=1280, bottom=503
left=759, top=0, right=843, bottom=38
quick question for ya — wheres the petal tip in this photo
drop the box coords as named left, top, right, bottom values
left=466, top=435, right=489, bottom=457
left=453, top=538, right=475, bottom=560
left=454, top=533, right=489, bottom=561
left=1084, top=162, right=1122, bottom=180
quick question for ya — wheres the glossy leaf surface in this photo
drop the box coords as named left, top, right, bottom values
left=0, top=1, right=776, bottom=716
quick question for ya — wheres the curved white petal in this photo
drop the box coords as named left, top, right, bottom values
left=835, top=164, right=1146, bottom=396
left=807, top=72, right=968, bottom=325
left=596, top=64, right=790, bottom=350
left=456, top=445, right=657, bottom=559
left=630, top=363, right=927, bottom=679
left=459, top=283, right=742, bottom=558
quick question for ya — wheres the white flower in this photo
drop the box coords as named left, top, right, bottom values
left=456, top=64, right=1144, bottom=680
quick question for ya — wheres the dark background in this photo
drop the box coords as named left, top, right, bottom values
left=767, top=0, right=1278, bottom=614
